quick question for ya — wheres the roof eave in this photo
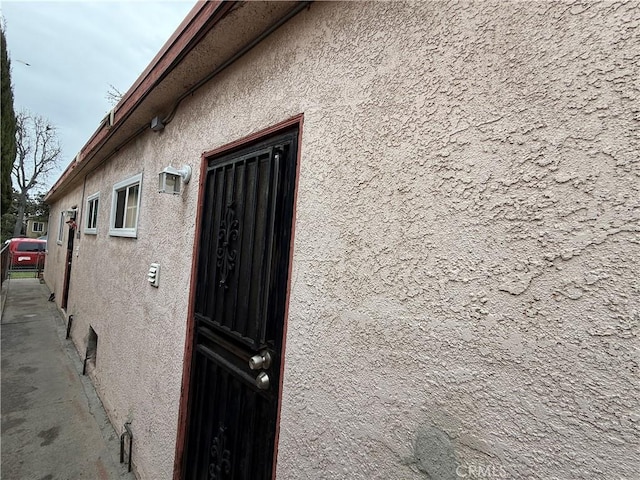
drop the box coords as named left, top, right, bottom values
left=44, top=0, right=232, bottom=203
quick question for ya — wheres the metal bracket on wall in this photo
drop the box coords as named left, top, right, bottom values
left=82, top=355, right=91, bottom=375
left=82, top=344, right=95, bottom=375
left=66, top=315, right=73, bottom=339
left=120, top=422, right=133, bottom=472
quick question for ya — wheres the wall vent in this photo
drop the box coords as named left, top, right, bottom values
left=83, top=326, right=98, bottom=375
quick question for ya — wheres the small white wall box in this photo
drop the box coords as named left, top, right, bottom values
left=147, top=263, right=160, bottom=287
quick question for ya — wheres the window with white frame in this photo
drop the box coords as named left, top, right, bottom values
left=57, top=212, right=65, bottom=244
left=85, top=193, right=100, bottom=234
left=32, top=221, right=44, bottom=233
left=109, top=173, right=142, bottom=237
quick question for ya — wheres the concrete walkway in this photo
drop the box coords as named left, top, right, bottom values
left=1, top=278, right=135, bottom=480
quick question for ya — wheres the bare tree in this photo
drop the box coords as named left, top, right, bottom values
left=13, top=110, right=62, bottom=237
left=105, top=83, right=124, bottom=107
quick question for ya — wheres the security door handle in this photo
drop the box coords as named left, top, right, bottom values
left=255, top=372, right=270, bottom=390
left=249, top=351, right=272, bottom=370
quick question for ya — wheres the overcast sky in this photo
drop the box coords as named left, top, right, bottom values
left=1, top=0, right=196, bottom=193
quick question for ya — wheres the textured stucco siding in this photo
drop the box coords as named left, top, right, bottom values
left=45, top=1, right=638, bottom=479
left=266, top=2, right=639, bottom=478
left=45, top=143, right=199, bottom=479
left=45, top=186, right=84, bottom=299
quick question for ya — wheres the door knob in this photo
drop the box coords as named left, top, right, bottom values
left=249, top=351, right=272, bottom=370
left=255, top=372, right=270, bottom=390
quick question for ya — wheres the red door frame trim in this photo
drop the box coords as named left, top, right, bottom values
left=61, top=249, right=72, bottom=309
left=61, top=225, right=76, bottom=310
left=173, top=113, right=304, bottom=479
left=172, top=148, right=208, bottom=480
left=271, top=114, right=304, bottom=479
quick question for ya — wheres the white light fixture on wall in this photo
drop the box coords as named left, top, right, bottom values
left=158, top=165, right=192, bottom=195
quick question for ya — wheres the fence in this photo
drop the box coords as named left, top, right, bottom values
left=1, top=244, right=45, bottom=286
left=1, top=243, right=9, bottom=286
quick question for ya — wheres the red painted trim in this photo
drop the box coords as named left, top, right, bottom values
left=202, top=114, right=305, bottom=159
left=46, top=1, right=232, bottom=203
left=61, top=248, right=72, bottom=310
left=172, top=152, right=208, bottom=480
left=117, top=1, right=213, bottom=111
left=173, top=114, right=304, bottom=480
left=271, top=114, right=304, bottom=479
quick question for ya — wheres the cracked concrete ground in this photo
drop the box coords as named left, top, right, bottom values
left=1, top=278, right=135, bottom=480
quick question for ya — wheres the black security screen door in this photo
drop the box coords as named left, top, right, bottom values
left=184, top=128, right=298, bottom=480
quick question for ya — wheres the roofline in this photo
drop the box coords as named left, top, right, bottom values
left=45, top=0, right=235, bottom=203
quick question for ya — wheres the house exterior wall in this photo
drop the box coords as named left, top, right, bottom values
left=25, top=219, right=47, bottom=238
left=44, top=2, right=638, bottom=479
left=46, top=190, right=83, bottom=294
left=45, top=145, right=198, bottom=479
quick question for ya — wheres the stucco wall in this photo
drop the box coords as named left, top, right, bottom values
left=260, top=2, right=638, bottom=479
left=45, top=187, right=83, bottom=296
left=46, top=1, right=638, bottom=479
left=46, top=139, right=200, bottom=479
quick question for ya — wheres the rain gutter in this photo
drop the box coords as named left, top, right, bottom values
left=46, top=1, right=312, bottom=203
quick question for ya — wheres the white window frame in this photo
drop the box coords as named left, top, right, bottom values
left=32, top=221, right=44, bottom=233
left=57, top=212, right=65, bottom=245
left=109, top=173, right=143, bottom=238
left=84, top=192, right=100, bottom=235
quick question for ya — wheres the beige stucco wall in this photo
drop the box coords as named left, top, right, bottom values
left=46, top=189, right=83, bottom=294
left=45, top=141, right=199, bottom=479
left=46, top=2, right=638, bottom=479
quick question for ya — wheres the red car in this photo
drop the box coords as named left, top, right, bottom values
left=5, top=238, right=47, bottom=269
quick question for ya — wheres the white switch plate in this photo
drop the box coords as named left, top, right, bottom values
left=147, top=263, right=160, bottom=287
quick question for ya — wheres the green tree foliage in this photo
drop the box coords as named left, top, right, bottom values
left=1, top=24, right=17, bottom=216
left=1, top=191, right=49, bottom=243
left=1, top=189, right=17, bottom=243
left=27, top=192, right=49, bottom=220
